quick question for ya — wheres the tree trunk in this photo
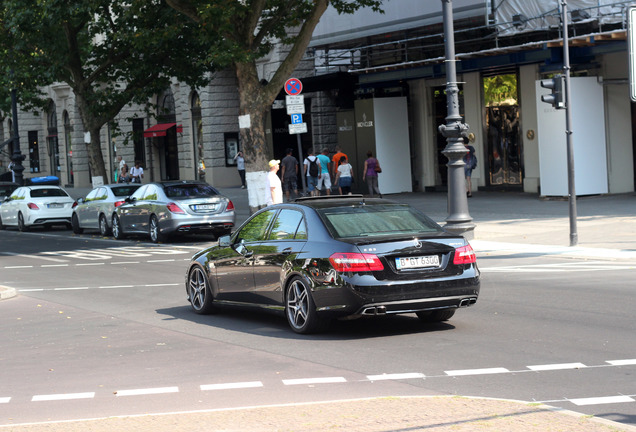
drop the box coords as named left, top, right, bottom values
left=75, top=92, right=108, bottom=183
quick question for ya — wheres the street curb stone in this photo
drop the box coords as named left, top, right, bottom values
left=0, top=285, right=17, bottom=300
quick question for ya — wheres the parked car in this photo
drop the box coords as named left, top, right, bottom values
left=0, top=181, right=19, bottom=204
left=0, top=185, right=75, bottom=231
left=112, top=181, right=235, bottom=243
left=184, top=195, right=480, bottom=334
left=71, top=184, right=141, bottom=236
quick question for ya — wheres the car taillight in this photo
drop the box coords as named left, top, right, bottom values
left=329, top=253, right=384, bottom=272
left=114, top=200, right=125, bottom=208
left=226, top=200, right=235, bottom=211
left=27, top=203, right=40, bottom=210
left=72, top=201, right=78, bottom=209
left=453, top=244, right=476, bottom=265
left=166, top=202, right=185, bottom=214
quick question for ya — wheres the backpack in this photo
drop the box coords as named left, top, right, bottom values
left=308, top=157, right=319, bottom=177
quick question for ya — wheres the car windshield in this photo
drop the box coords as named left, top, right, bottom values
left=30, top=188, right=69, bottom=198
left=164, top=184, right=218, bottom=199
left=317, top=204, right=443, bottom=239
left=0, top=186, right=16, bottom=196
left=111, top=185, right=140, bottom=197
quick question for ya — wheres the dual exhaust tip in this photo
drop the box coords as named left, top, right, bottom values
left=361, top=297, right=478, bottom=316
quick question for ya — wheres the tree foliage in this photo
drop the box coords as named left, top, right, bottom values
left=0, top=0, right=214, bottom=179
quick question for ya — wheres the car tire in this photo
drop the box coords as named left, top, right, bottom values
left=149, top=215, right=166, bottom=243
left=98, top=214, right=110, bottom=236
left=112, top=215, right=125, bottom=240
left=285, top=276, right=329, bottom=334
left=0, top=216, right=4, bottom=230
left=416, top=309, right=456, bottom=322
left=71, top=214, right=83, bottom=234
left=187, top=265, right=217, bottom=314
left=18, top=212, right=29, bottom=232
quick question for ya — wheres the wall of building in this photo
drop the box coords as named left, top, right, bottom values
left=519, top=64, right=541, bottom=194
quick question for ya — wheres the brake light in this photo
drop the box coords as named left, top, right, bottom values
left=226, top=200, right=235, bottom=211
left=453, top=244, right=476, bottom=264
left=329, top=253, right=384, bottom=272
left=72, top=201, right=78, bottom=209
left=27, top=203, right=40, bottom=210
left=114, top=200, right=125, bottom=208
left=166, top=202, right=185, bottom=214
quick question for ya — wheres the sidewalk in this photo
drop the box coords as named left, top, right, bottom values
left=3, top=187, right=635, bottom=432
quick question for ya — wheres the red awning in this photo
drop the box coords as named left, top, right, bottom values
left=143, top=123, right=183, bottom=138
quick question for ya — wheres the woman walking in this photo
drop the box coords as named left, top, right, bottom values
left=362, top=151, right=382, bottom=197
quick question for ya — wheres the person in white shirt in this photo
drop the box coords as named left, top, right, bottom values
left=129, top=161, right=144, bottom=183
left=266, top=159, right=283, bottom=205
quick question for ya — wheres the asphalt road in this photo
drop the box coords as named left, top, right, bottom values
left=1, top=228, right=635, bottom=428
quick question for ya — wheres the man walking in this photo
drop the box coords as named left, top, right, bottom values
left=280, top=148, right=299, bottom=201
left=303, top=149, right=321, bottom=197
left=317, top=148, right=332, bottom=195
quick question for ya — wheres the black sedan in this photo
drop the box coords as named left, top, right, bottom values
left=185, top=195, right=480, bottom=334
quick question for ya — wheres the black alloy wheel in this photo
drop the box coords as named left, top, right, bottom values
left=285, top=276, right=328, bottom=334
left=188, top=266, right=216, bottom=314
left=112, top=215, right=124, bottom=240
left=17, top=212, right=29, bottom=232
left=71, top=214, right=83, bottom=234
left=99, top=214, right=110, bottom=236
left=149, top=215, right=165, bottom=243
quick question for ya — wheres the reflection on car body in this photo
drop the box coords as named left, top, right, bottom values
left=185, top=195, right=480, bottom=334
left=72, top=183, right=141, bottom=236
left=112, top=180, right=235, bottom=243
left=0, top=185, right=74, bottom=231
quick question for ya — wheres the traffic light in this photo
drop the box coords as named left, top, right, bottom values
left=540, top=75, right=565, bottom=109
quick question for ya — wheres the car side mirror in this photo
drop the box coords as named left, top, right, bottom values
left=218, top=235, right=231, bottom=247
left=77, top=197, right=85, bottom=204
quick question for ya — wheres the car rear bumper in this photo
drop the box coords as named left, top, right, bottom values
left=161, top=213, right=235, bottom=234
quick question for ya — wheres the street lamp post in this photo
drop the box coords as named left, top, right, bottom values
left=9, top=85, right=25, bottom=186
left=438, top=0, right=475, bottom=238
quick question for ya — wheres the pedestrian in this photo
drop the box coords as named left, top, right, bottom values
left=334, top=156, right=354, bottom=195
left=316, top=148, right=332, bottom=195
left=233, top=151, right=246, bottom=188
left=129, top=160, right=144, bottom=184
left=362, top=151, right=382, bottom=198
left=116, top=155, right=128, bottom=183
left=266, top=159, right=283, bottom=205
left=331, top=146, right=347, bottom=183
left=303, top=149, right=321, bottom=197
left=8, top=161, right=16, bottom=183
left=463, top=137, right=477, bottom=197
left=280, top=148, right=299, bottom=201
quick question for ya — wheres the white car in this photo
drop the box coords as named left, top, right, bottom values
left=0, top=185, right=75, bottom=231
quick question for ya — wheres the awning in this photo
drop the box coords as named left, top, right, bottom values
left=143, top=123, right=183, bottom=138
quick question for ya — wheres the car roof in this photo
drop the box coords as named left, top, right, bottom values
left=291, top=195, right=397, bottom=209
left=154, top=180, right=210, bottom=187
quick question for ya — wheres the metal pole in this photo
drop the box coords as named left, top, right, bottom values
left=439, top=0, right=475, bottom=238
left=296, top=134, right=306, bottom=193
left=561, top=0, right=578, bottom=246
left=9, top=84, right=25, bottom=186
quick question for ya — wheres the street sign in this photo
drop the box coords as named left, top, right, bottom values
left=286, top=95, right=304, bottom=105
left=286, top=104, right=305, bottom=115
left=291, top=113, right=303, bottom=124
left=284, top=78, right=303, bottom=96
left=289, top=123, right=307, bottom=134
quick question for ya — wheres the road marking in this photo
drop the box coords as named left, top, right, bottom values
left=76, top=263, right=105, bottom=266
left=482, top=262, right=635, bottom=273
left=41, top=264, right=69, bottom=268
left=99, top=285, right=135, bottom=289
left=607, top=359, right=636, bottom=366
left=54, top=287, right=89, bottom=291
left=145, top=283, right=179, bottom=287
left=528, top=363, right=586, bottom=371
left=0, top=397, right=10, bottom=404
left=283, top=377, right=347, bottom=385
left=1, top=252, right=67, bottom=263
left=111, top=261, right=140, bottom=265
left=570, top=395, right=635, bottom=406
left=115, top=387, right=179, bottom=397
left=367, top=373, right=425, bottom=381
left=445, top=367, right=509, bottom=376
left=17, top=284, right=177, bottom=292
left=32, top=392, right=95, bottom=402
left=4, top=265, right=33, bottom=269
left=201, top=381, right=263, bottom=391
left=148, top=259, right=176, bottom=263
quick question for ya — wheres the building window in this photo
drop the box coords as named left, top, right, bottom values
left=132, top=118, right=146, bottom=165
left=28, top=131, right=40, bottom=173
left=225, top=132, right=239, bottom=166
left=47, top=101, right=60, bottom=175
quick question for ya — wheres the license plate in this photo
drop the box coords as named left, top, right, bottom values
left=193, top=204, right=217, bottom=211
left=47, top=203, right=64, bottom=209
left=396, top=255, right=440, bottom=270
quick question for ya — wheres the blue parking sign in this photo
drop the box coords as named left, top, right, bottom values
left=291, top=113, right=303, bottom=124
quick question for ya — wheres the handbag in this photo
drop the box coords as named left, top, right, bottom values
left=374, top=164, right=382, bottom=173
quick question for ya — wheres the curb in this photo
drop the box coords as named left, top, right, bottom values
left=0, top=285, right=17, bottom=300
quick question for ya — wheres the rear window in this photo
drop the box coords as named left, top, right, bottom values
left=317, top=204, right=443, bottom=239
left=164, top=183, right=218, bottom=199
left=30, top=188, right=69, bottom=198
left=111, top=185, right=141, bottom=197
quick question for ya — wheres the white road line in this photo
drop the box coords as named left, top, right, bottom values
left=445, top=367, right=509, bottom=376
left=41, top=264, right=69, bottom=268
left=4, top=266, right=33, bottom=269
left=528, top=363, right=586, bottom=371
left=145, top=283, right=180, bottom=287
left=99, top=285, right=135, bottom=289
left=283, top=377, right=347, bottom=385
left=76, top=263, right=105, bottom=266
left=570, top=395, right=635, bottom=406
left=53, top=287, right=89, bottom=291
left=367, top=373, right=426, bottom=381
left=201, top=381, right=263, bottom=391
left=115, top=387, right=179, bottom=397
left=111, top=261, right=140, bottom=265
left=0, top=397, right=10, bottom=404
left=148, top=259, right=176, bottom=263
left=607, top=359, right=636, bottom=366
left=32, top=392, right=95, bottom=402
left=4, top=252, right=68, bottom=263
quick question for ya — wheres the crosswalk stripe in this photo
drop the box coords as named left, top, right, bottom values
left=570, top=395, right=635, bottom=406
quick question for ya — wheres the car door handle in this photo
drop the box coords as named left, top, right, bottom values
left=282, top=248, right=293, bottom=255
